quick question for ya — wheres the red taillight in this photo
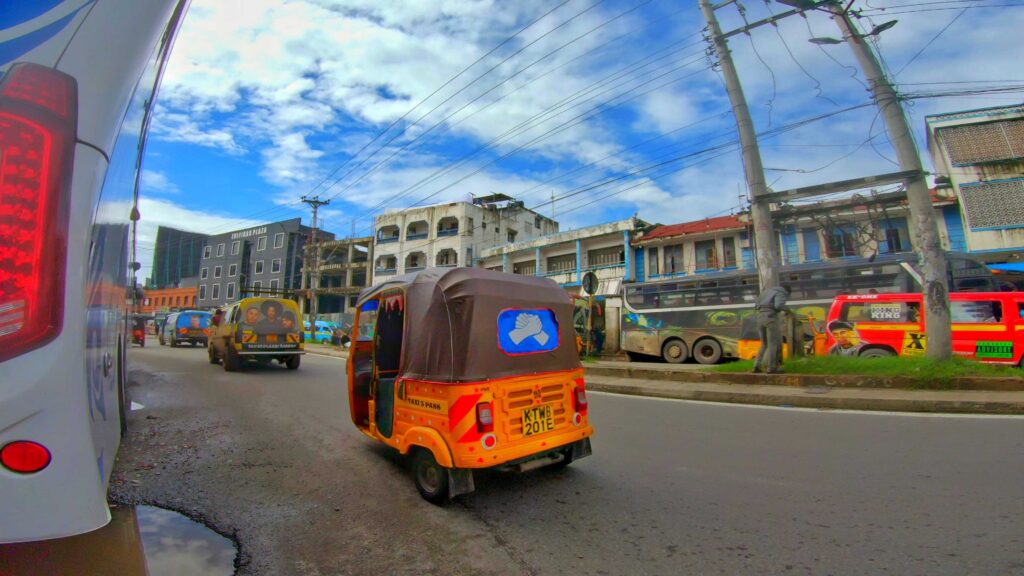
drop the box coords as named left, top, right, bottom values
left=476, top=402, right=494, bottom=433
left=0, top=63, right=76, bottom=363
left=179, top=328, right=188, bottom=335
left=1, top=440, right=52, bottom=474
left=573, top=378, right=588, bottom=414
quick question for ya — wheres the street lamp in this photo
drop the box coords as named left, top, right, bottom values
left=807, top=19, right=898, bottom=44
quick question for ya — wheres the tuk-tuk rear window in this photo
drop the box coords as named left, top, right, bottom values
left=498, top=308, right=560, bottom=355
left=357, top=301, right=378, bottom=342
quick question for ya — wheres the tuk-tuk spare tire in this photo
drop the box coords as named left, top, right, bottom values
left=412, top=449, right=449, bottom=505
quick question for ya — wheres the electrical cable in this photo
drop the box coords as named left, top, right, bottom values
left=893, top=7, right=968, bottom=77
left=319, top=0, right=658, bottom=211
left=763, top=0, right=840, bottom=107
left=315, top=0, right=617, bottom=204
left=736, top=2, right=777, bottom=126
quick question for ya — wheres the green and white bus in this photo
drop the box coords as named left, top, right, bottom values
left=621, top=253, right=998, bottom=364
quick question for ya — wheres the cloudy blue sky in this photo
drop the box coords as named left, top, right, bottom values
left=135, top=0, right=1024, bottom=271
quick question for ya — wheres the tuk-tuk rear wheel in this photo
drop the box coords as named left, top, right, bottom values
left=412, top=450, right=449, bottom=505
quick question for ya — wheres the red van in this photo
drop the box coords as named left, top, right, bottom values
left=825, top=292, right=1024, bottom=366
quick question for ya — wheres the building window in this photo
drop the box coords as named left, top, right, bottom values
left=214, top=266, right=222, bottom=279
left=722, top=237, right=737, bottom=268
left=144, top=298, right=150, bottom=306
left=547, top=253, right=576, bottom=273
left=199, top=285, right=207, bottom=300
left=175, top=296, right=180, bottom=306
left=884, top=227, right=905, bottom=254
left=648, top=247, right=659, bottom=276
left=535, top=215, right=541, bottom=229
left=216, top=243, right=225, bottom=257
left=226, top=283, right=235, bottom=300
left=271, top=259, right=281, bottom=273
left=211, top=284, right=220, bottom=300
left=252, top=280, right=262, bottom=295
left=826, top=228, right=858, bottom=258
left=203, top=246, right=211, bottom=259
left=201, top=267, right=209, bottom=280
left=270, top=279, right=279, bottom=291
left=257, top=236, right=267, bottom=251
left=507, top=229, right=517, bottom=243
left=663, top=244, right=683, bottom=274
left=436, top=249, right=458, bottom=267
left=274, top=233, right=285, bottom=249
left=587, top=246, right=625, bottom=268
left=694, top=240, right=717, bottom=271
left=231, top=241, right=240, bottom=255
left=255, top=260, right=264, bottom=274
left=513, top=261, right=536, bottom=275
left=229, top=264, right=237, bottom=277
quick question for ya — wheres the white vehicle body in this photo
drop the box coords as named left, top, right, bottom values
left=0, top=0, right=188, bottom=542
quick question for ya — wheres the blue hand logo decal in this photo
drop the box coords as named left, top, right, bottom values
left=498, top=309, right=559, bottom=355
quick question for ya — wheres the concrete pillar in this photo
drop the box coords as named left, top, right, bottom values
left=576, top=239, right=582, bottom=284
left=623, top=230, right=631, bottom=281
left=502, top=253, right=508, bottom=272
left=535, top=247, right=541, bottom=276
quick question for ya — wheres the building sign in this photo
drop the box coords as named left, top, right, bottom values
left=231, top=226, right=268, bottom=240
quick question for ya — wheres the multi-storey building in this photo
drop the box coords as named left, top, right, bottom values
left=477, top=218, right=647, bottom=354
left=148, top=226, right=208, bottom=289
left=306, top=235, right=373, bottom=315
left=631, top=190, right=962, bottom=281
left=926, top=104, right=1024, bottom=267
left=196, top=218, right=334, bottom=309
left=371, top=194, right=558, bottom=284
left=140, top=285, right=198, bottom=314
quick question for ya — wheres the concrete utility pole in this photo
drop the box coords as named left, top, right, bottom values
left=301, top=195, right=330, bottom=331
left=699, top=0, right=781, bottom=291
left=828, top=5, right=952, bottom=359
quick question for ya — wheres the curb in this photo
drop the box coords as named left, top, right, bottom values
left=585, top=379, right=1024, bottom=415
left=584, top=365, right=1024, bottom=392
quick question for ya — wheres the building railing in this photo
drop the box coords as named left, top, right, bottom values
left=406, top=232, right=428, bottom=240
left=377, top=237, right=399, bottom=244
left=375, top=267, right=396, bottom=275
left=437, top=228, right=459, bottom=237
left=406, top=265, right=425, bottom=272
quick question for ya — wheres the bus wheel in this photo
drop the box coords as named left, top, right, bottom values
left=661, top=339, right=689, bottom=364
left=285, top=355, right=301, bottom=370
left=693, top=338, right=723, bottom=365
left=859, top=347, right=894, bottom=358
left=412, top=450, right=449, bottom=505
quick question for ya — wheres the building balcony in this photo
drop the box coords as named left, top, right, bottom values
left=406, top=233, right=428, bottom=241
left=377, top=237, right=399, bottom=244
left=436, top=228, right=458, bottom=237
left=405, top=266, right=425, bottom=272
left=375, top=268, right=396, bottom=276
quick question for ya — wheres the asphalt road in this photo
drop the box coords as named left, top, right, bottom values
left=113, top=340, right=1024, bottom=575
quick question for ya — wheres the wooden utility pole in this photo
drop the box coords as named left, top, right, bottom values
left=827, top=5, right=952, bottom=359
left=699, top=0, right=781, bottom=291
left=301, top=195, right=330, bottom=331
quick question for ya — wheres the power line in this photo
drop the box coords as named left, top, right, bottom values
left=893, top=7, right=968, bottom=77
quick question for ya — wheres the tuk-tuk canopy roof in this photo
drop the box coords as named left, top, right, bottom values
left=357, top=267, right=581, bottom=383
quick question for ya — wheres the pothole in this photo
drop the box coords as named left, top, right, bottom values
left=0, top=505, right=236, bottom=575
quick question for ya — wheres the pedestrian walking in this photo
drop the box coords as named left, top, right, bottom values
left=752, top=284, right=792, bottom=374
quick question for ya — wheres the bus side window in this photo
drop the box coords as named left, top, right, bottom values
left=906, top=303, right=920, bottom=323
left=1018, top=303, right=1024, bottom=320
left=951, top=301, right=1001, bottom=323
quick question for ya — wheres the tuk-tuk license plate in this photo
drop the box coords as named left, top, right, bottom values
left=522, top=405, right=555, bottom=437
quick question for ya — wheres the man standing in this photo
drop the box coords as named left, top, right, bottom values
left=753, top=284, right=792, bottom=374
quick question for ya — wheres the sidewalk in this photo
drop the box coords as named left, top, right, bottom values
left=304, top=347, right=1024, bottom=414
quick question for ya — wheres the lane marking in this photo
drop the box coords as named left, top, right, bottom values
left=588, top=390, right=1024, bottom=419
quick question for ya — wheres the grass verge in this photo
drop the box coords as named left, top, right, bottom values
left=711, top=356, right=1022, bottom=388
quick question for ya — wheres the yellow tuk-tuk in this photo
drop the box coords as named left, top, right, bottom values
left=347, top=268, right=593, bottom=503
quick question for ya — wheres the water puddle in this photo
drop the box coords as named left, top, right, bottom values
left=0, top=505, right=236, bottom=575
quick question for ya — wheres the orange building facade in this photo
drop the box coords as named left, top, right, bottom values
left=140, top=286, right=199, bottom=314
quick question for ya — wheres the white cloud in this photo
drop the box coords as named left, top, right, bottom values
left=140, top=170, right=180, bottom=195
